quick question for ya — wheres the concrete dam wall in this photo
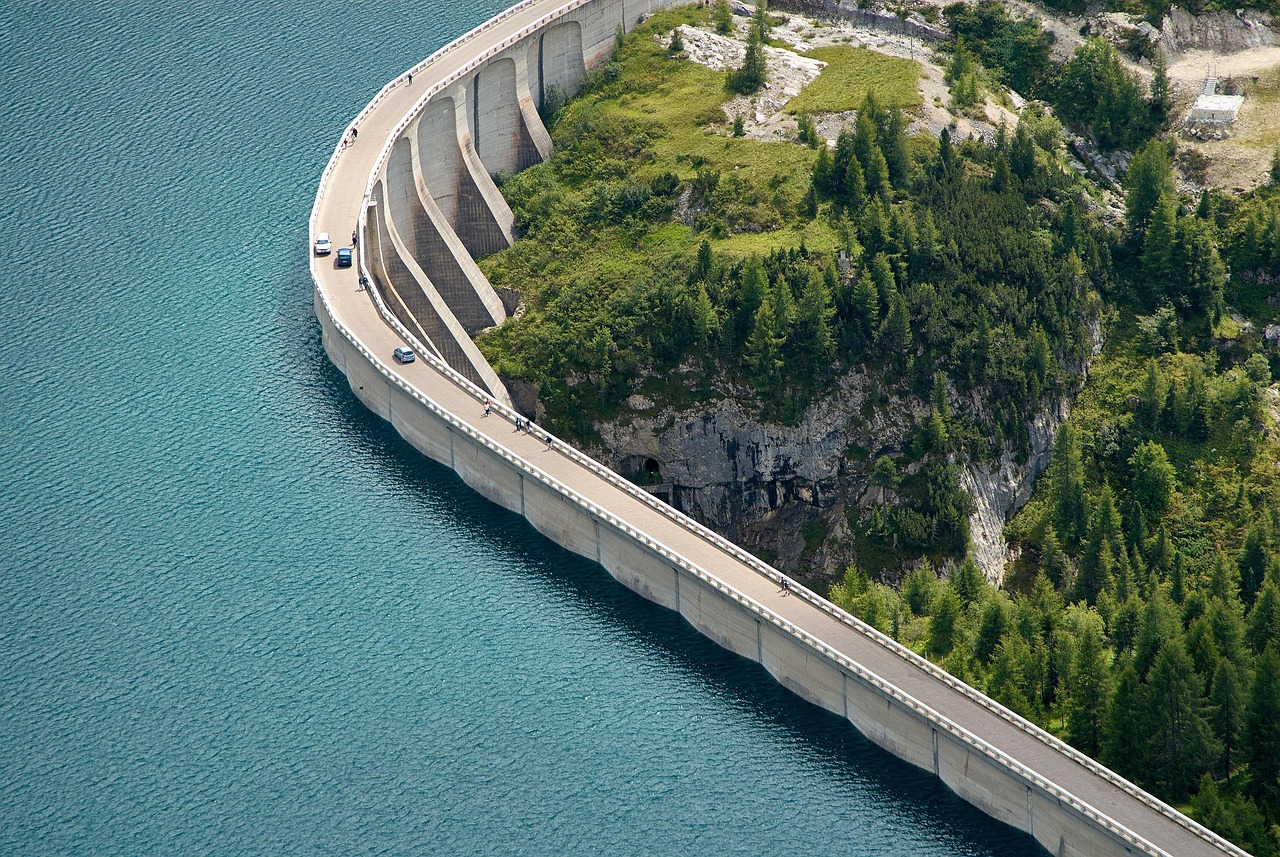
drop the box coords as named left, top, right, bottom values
left=308, top=1, right=1250, bottom=855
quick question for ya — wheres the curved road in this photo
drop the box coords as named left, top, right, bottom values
left=309, top=3, right=1245, bottom=856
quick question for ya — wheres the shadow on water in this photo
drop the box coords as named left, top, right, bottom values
left=300, top=315, right=1042, bottom=856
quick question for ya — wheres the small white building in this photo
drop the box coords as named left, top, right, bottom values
left=1190, top=93, right=1244, bottom=124
left=1188, top=70, right=1244, bottom=126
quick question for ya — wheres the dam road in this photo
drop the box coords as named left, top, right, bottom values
left=309, top=1, right=1252, bottom=855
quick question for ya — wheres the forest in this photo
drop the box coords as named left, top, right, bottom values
left=475, top=6, right=1280, bottom=853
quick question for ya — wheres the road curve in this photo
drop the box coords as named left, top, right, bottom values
left=308, top=3, right=1248, bottom=856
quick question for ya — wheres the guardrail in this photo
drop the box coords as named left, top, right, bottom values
left=315, top=288, right=1174, bottom=857
left=307, top=1, right=1249, bottom=855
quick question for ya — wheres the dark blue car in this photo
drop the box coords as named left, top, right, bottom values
left=336, top=247, right=353, bottom=268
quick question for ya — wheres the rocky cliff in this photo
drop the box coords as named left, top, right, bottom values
left=587, top=366, right=1072, bottom=585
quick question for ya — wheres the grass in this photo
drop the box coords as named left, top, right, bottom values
left=786, top=46, right=922, bottom=115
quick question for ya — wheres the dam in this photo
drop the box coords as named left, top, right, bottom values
left=308, top=2, right=1249, bottom=855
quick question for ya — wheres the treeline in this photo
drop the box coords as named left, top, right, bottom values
left=945, top=1, right=1171, bottom=150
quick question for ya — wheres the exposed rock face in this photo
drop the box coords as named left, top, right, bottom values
left=587, top=367, right=1070, bottom=585
left=1161, top=8, right=1274, bottom=56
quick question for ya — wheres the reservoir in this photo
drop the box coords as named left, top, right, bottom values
left=0, top=0, right=1041, bottom=853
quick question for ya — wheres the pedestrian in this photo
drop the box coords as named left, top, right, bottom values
left=351, top=230, right=358, bottom=246
left=545, top=432, right=553, bottom=448
left=407, top=72, right=413, bottom=84
left=781, top=578, right=791, bottom=596
left=483, top=399, right=491, bottom=417
left=352, top=127, right=358, bottom=140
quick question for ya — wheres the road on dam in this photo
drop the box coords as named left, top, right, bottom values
left=309, top=2, right=1248, bottom=855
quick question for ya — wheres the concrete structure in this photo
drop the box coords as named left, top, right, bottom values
left=308, top=2, right=1252, bottom=855
left=1189, top=69, right=1244, bottom=126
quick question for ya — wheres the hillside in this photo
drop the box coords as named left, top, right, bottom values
left=474, top=4, right=1280, bottom=853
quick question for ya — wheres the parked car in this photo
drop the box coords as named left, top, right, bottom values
left=393, top=346, right=416, bottom=364
left=336, top=247, right=353, bottom=268
left=313, top=232, right=331, bottom=255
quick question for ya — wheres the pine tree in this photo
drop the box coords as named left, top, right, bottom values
left=852, top=269, right=879, bottom=347
left=811, top=145, right=834, bottom=194
left=1141, top=193, right=1178, bottom=301
left=1149, top=48, right=1172, bottom=128
left=746, top=295, right=785, bottom=389
left=1146, top=640, right=1220, bottom=798
left=1040, top=524, right=1069, bottom=585
left=929, top=586, right=962, bottom=656
left=734, top=255, right=768, bottom=347
left=1103, top=663, right=1148, bottom=778
left=714, top=0, right=733, bottom=34
left=668, top=26, right=683, bottom=55
left=951, top=556, right=985, bottom=606
left=794, top=266, right=835, bottom=375
left=842, top=154, right=866, bottom=213
left=1245, top=578, right=1280, bottom=656
left=975, top=598, right=1009, bottom=664
left=753, top=0, right=770, bottom=42
left=1271, top=147, right=1280, bottom=186
left=1210, top=660, right=1245, bottom=783
left=728, top=24, right=766, bottom=94
left=1125, top=139, right=1175, bottom=237
left=1051, top=424, right=1088, bottom=550
left=1246, top=646, right=1280, bottom=804
left=1066, top=613, right=1110, bottom=756
left=1129, top=440, right=1175, bottom=516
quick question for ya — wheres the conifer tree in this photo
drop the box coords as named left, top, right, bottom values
left=1146, top=640, right=1220, bottom=797
left=929, top=586, right=962, bottom=657
left=1149, top=48, right=1173, bottom=128
left=1051, top=424, right=1088, bottom=550
left=1246, top=646, right=1280, bottom=805
left=843, top=154, right=866, bottom=213
left=746, top=295, right=784, bottom=389
left=1066, top=612, right=1110, bottom=756
left=728, top=23, right=766, bottom=94
left=1210, top=659, right=1245, bottom=783
left=811, top=145, right=834, bottom=195
left=794, top=266, right=835, bottom=374
left=1141, top=192, right=1178, bottom=299
left=668, top=26, right=683, bottom=55
left=1103, top=663, right=1147, bottom=778
left=714, top=0, right=733, bottom=34
left=753, top=0, right=770, bottom=42
left=1125, top=139, right=1175, bottom=236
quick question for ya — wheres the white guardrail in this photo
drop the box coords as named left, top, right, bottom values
left=307, top=3, right=1250, bottom=856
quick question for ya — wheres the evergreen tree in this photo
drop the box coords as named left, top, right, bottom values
left=1210, top=659, right=1245, bottom=783
left=714, top=0, right=733, bottom=34
left=951, top=556, right=985, bottom=607
left=1134, top=589, right=1179, bottom=678
left=794, top=266, right=835, bottom=375
left=1051, top=424, right=1088, bottom=550
left=1125, top=139, right=1175, bottom=237
left=975, top=597, right=1009, bottom=664
left=1238, top=521, right=1269, bottom=606
left=1149, top=48, right=1172, bottom=129
left=842, top=153, right=866, bottom=213
left=1129, top=440, right=1175, bottom=516
left=728, top=24, right=766, bottom=94
left=668, top=26, right=683, bottom=55
left=929, top=586, right=962, bottom=657
left=1173, top=216, right=1226, bottom=312
left=1271, top=147, right=1280, bottom=186
left=811, top=145, right=835, bottom=194
left=1010, top=122, right=1036, bottom=183
left=903, top=561, right=938, bottom=615
left=734, top=255, right=768, bottom=346
left=1245, top=578, right=1280, bottom=656
left=1066, top=612, right=1110, bottom=756
left=1141, top=193, right=1178, bottom=301
left=1040, top=525, right=1069, bottom=586
left=692, top=283, right=717, bottom=346
left=1146, top=640, right=1220, bottom=798
left=745, top=295, right=784, bottom=389
left=853, top=269, right=879, bottom=345
left=1246, top=646, right=1280, bottom=805
left=1103, top=663, right=1148, bottom=778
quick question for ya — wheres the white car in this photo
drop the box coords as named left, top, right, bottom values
left=313, top=232, right=332, bottom=255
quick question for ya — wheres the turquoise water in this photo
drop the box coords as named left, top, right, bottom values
left=0, top=1, right=1041, bottom=854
